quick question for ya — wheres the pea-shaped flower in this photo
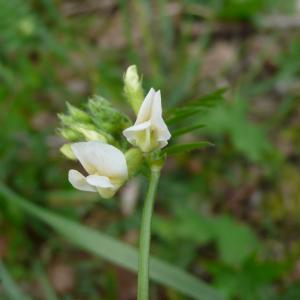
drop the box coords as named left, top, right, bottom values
left=123, top=88, right=171, bottom=152
left=68, top=141, right=128, bottom=199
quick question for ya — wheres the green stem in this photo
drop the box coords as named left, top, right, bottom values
left=137, top=166, right=161, bottom=300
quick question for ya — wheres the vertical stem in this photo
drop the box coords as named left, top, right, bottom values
left=137, top=167, right=161, bottom=300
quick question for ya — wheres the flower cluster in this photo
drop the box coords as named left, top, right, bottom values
left=58, top=65, right=171, bottom=198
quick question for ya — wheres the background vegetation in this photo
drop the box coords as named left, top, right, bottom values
left=1, top=0, right=300, bottom=299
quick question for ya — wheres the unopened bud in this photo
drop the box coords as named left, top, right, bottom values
left=60, top=144, right=76, bottom=160
left=58, top=128, right=81, bottom=141
left=125, top=148, right=143, bottom=178
left=124, top=65, right=144, bottom=114
left=66, top=102, right=90, bottom=122
left=88, top=96, right=131, bottom=135
left=58, top=114, right=73, bottom=127
left=76, top=126, right=108, bottom=142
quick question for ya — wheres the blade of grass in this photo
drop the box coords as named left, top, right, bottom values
left=157, top=0, right=174, bottom=72
left=168, top=31, right=212, bottom=106
left=118, top=0, right=141, bottom=65
left=34, top=263, right=59, bottom=300
left=0, top=182, right=224, bottom=300
left=135, top=0, right=160, bottom=83
left=0, top=262, right=32, bottom=300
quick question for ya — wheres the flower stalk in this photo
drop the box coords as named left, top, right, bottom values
left=138, top=165, right=161, bottom=300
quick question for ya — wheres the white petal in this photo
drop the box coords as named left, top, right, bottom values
left=158, top=139, right=169, bottom=148
left=71, top=143, right=96, bottom=174
left=123, top=121, right=152, bottom=151
left=86, top=174, right=117, bottom=199
left=87, top=174, right=120, bottom=199
left=150, top=91, right=171, bottom=148
left=151, top=90, right=162, bottom=118
left=86, top=174, right=114, bottom=188
left=123, top=121, right=151, bottom=143
left=71, top=141, right=128, bottom=179
left=155, top=117, right=171, bottom=144
left=68, top=169, right=97, bottom=192
left=123, top=120, right=151, bottom=134
left=135, top=88, right=155, bottom=124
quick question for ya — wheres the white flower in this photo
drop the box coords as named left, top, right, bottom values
left=123, top=88, right=171, bottom=152
left=68, top=141, right=128, bottom=199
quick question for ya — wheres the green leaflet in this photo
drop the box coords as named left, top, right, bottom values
left=165, top=142, right=214, bottom=155
left=166, top=88, right=226, bottom=125
left=172, top=123, right=205, bottom=138
left=0, top=183, right=224, bottom=300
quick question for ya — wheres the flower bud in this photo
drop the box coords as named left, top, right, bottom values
left=66, top=102, right=90, bottom=123
left=88, top=96, right=131, bottom=135
left=57, top=114, right=74, bottom=127
left=124, top=65, right=144, bottom=114
left=125, top=148, right=144, bottom=178
left=58, top=128, right=82, bottom=141
left=76, top=126, right=108, bottom=142
left=60, top=143, right=76, bottom=160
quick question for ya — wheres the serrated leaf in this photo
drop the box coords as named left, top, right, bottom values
left=165, top=142, right=214, bottom=155
left=172, top=123, right=205, bottom=138
left=0, top=183, right=224, bottom=300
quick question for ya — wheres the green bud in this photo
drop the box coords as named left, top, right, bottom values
left=60, top=144, right=76, bottom=160
left=58, top=97, right=129, bottom=146
left=58, top=128, right=82, bottom=141
left=125, top=148, right=144, bottom=178
left=66, top=102, right=90, bottom=123
left=76, top=126, right=107, bottom=142
left=87, top=96, right=131, bottom=135
left=124, top=65, right=144, bottom=114
left=58, top=113, right=74, bottom=127
left=58, top=104, right=91, bottom=134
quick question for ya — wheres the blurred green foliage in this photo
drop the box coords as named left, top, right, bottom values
left=1, top=0, right=300, bottom=299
